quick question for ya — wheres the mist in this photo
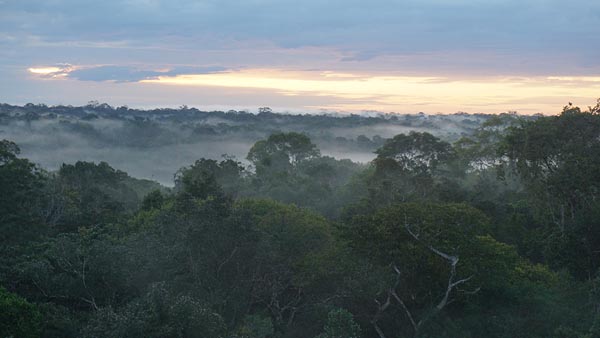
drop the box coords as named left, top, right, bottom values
left=0, top=103, right=495, bottom=186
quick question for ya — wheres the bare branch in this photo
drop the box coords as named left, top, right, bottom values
left=373, top=321, right=388, bottom=338
left=391, top=289, right=417, bottom=332
left=216, top=246, right=238, bottom=277
left=371, top=293, right=391, bottom=338
left=80, top=296, right=99, bottom=311
left=459, top=287, right=481, bottom=295
left=372, top=220, right=480, bottom=338
left=404, top=221, right=478, bottom=336
left=404, top=222, right=458, bottom=263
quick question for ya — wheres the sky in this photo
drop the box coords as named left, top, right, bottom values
left=2, top=0, right=600, bottom=114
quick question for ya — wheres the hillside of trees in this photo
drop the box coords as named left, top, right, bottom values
left=2, top=101, right=600, bottom=337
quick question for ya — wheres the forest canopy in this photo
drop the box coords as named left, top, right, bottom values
left=1, top=101, right=600, bottom=337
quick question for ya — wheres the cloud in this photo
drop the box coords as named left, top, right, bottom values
left=3, top=0, right=600, bottom=111
left=27, top=63, right=73, bottom=77
left=67, top=66, right=165, bottom=82
left=27, top=64, right=228, bottom=82
left=3, top=0, right=600, bottom=64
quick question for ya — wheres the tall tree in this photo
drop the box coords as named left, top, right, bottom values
left=247, top=132, right=320, bottom=174
left=369, top=132, right=457, bottom=204
left=0, top=140, right=46, bottom=245
left=502, top=100, right=600, bottom=277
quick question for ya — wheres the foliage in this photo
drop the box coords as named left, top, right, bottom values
left=315, top=308, right=361, bottom=338
left=175, top=158, right=246, bottom=198
left=247, top=132, right=320, bottom=171
left=502, top=102, right=600, bottom=277
left=369, top=131, right=460, bottom=205
left=1, top=101, right=600, bottom=338
left=82, top=284, right=226, bottom=338
left=49, top=161, right=141, bottom=232
left=0, top=139, right=46, bottom=245
left=0, top=286, right=43, bottom=338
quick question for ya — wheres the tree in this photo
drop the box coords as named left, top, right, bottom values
left=175, top=158, right=245, bottom=198
left=82, top=284, right=226, bottom=338
left=233, top=314, right=274, bottom=338
left=51, top=161, right=140, bottom=231
left=141, top=189, right=164, bottom=211
left=316, top=308, right=362, bottom=338
left=342, top=203, right=490, bottom=337
left=375, top=132, right=454, bottom=175
left=14, top=227, right=132, bottom=312
left=501, top=100, right=600, bottom=277
left=369, top=132, right=457, bottom=204
left=0, top=286, right=42, bottom=338
left=454, top=113, right=522, bottom=172
left=247, top=132, right=320, bottom=173
left=0, top=140, right=47, bottom=245
left=232, top=199, right=335, bottom=333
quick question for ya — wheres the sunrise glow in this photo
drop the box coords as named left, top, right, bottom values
left=139, top=69, right=600, bottom=113
left=28, top=67, right=63, bottom=75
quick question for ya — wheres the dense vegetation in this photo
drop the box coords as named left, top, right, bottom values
left=1, top=101, right=600, bottom=337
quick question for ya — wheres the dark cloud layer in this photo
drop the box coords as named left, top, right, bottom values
left=3, top=0, right=599, bottom=73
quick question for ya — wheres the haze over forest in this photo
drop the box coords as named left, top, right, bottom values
left=0, top=102, right=508, bottom=185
